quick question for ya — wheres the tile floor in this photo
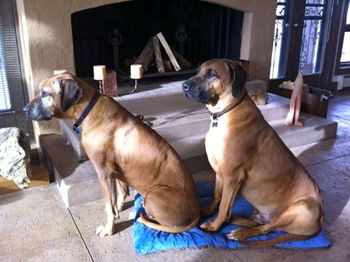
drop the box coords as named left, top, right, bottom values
left=1, top=90, right=350, bottom=261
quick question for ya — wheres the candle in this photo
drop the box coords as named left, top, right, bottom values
left=130, top=64, right=143, bottom=79
left=53, top=69, right=67, bottom=75
left=93, top=65, right=107, bottom=80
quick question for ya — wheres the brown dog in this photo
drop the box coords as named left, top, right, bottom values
left=24, top=73, right=200, bottom=236
left=182, top=59, right=324, bottom=246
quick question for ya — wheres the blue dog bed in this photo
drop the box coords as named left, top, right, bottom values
left=133, top=182, right=331, bottom=255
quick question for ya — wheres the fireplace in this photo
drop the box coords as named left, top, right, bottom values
left=71, top=0, right=244, bottom=79
left=17, top=0, right=276, bottom=136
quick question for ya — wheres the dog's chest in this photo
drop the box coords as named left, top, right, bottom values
left=205, top=128, right=228, bottom=169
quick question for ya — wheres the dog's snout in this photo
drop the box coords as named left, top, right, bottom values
left=182, top=81, right=193, bottom=92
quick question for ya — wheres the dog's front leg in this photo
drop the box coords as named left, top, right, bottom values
left=95, top=170, right=118, bottom=237
left=201, top=173, right=244, bottom=232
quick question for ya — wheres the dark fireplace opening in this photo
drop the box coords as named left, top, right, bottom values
left=71, top=0, right=244, bottom=80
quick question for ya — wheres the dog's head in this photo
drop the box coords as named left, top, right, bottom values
left=23, top=73, right=83, bottom=121
left=182, top=59, right=247, bottom=105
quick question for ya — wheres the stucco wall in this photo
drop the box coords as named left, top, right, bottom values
left=16, top=0, right=276, bottom=138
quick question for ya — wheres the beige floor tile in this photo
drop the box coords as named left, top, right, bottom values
left=306, top=163, right=350, bottom=225
left=0, top=186, right=91, bottom=261
left=69, top=198, right=244, bottom=262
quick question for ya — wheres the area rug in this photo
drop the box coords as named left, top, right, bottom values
left=133, top=181, right=331, bottom=255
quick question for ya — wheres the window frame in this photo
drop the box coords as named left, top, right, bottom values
left=269, top=0, right=331, bottom=90
left=335, top=0, right=350, bottom=75
left=0, top=0, right=32, bottom=136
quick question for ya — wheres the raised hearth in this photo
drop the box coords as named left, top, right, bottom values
left=42, top=80, right=337, bottom=207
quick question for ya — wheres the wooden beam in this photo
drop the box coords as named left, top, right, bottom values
left=152, top=36, right=165, bottom=73
left=156, top=32, right=181, bottom=71
left=135, top=38, right=154, bottom=71
left=163, top=60, right=173, bottom=71
left=171, top=48, right=192, bottom=69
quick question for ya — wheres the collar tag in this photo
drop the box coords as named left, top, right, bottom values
left=73, top=125, right=81, bottom=136
left=211, top=119, right=218, bottom=127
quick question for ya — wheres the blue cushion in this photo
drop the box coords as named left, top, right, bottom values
left=133, top=181, right=331, bottom=255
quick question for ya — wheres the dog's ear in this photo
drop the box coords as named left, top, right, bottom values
left=55, top=79, right=83, bottom=111
left=228, top=61, right=247, bottom=98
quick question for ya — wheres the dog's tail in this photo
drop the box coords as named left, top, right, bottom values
left=239, top=233, right=312, bottom=248
left=137, top=213, right=200, bottom=233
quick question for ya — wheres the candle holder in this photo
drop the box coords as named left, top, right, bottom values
left=53, top=69, right=68, bottom=75
left=129, top=64, right=143, bottom=94
left=93, top=65, right=107, bottom=94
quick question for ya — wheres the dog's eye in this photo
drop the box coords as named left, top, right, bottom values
left=205, top=69, right=217, bottom=79
left=41, top=90, right=50, bottom=98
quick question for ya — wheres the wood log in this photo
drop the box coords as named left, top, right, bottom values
left=156, top=32, right=181, bottom=71
left=171, top=48, right=192, bottom=69
left=163, top=60, right=173, bottom=71
left=135, top=38, right=154, bottom=71
left=152, top=36, right=165, bottom=73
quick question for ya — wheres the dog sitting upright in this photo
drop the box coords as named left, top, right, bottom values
left=182, top=59, right=324, bottom=246
left=24, top=72, right=200, bottom=236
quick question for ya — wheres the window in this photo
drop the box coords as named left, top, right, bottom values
left=270, top=0, right=290, bottom=79
left=0, top=0, right=31, bottom=136
left=0, top=20, right=11, bottom=111
left=339, top=1, right=350, bottom=68
left=299, top=0, right=327, bottom=75
left=270, top=0, right=329, bottom=81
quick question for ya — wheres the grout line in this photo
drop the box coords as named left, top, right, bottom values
left=307, top=157, right=350, bottom=180
left=67, top=209, right=95, bottom=262
left=305, top=152, right=350, bottom=168
left=231, top=251, right=246, bottom=262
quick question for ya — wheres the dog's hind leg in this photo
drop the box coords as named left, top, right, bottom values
left=229, top=208, right=260, bottom=227
left=141, top=186, right=199, bottom=233
left=227, top=198, right=323, bottom=246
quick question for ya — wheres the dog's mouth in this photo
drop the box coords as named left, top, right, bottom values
left=23, top=102, right=53, bottom=121
left=183, top=89, right=215, bottom=104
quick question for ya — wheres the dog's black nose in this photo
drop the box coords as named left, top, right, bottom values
left=182, top=81, right=192, bottom=91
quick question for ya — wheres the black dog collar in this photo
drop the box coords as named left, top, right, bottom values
left=73, top=91, right=100, bottom=134
left=209, top=91, right=247, bottom=127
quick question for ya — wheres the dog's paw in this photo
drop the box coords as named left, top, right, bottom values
left=95, top=223, right=115, bottom=237
left=200, top=220, right=220, bottom=232
left=226, top=228, right=246, bottom=240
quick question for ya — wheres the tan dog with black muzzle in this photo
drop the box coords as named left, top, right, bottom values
left=24, top=73, right=200, bottom=236
left=182, top=59, right=324, bottom=246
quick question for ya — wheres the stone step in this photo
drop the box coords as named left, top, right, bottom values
left=40, top=134, right=213, bottom=207
left=40, top=134, right=102, bottom=207
left=48, top=82, right=337, bottom=207
left=44, top=109, right=337, bottom=207
left=259, top=94, right=290, bottom=122
left=271, top=113, right=338, bottom=148
left=59, top=92, right=290, bottom=161
left=59, top=120, right=86, bottom=161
